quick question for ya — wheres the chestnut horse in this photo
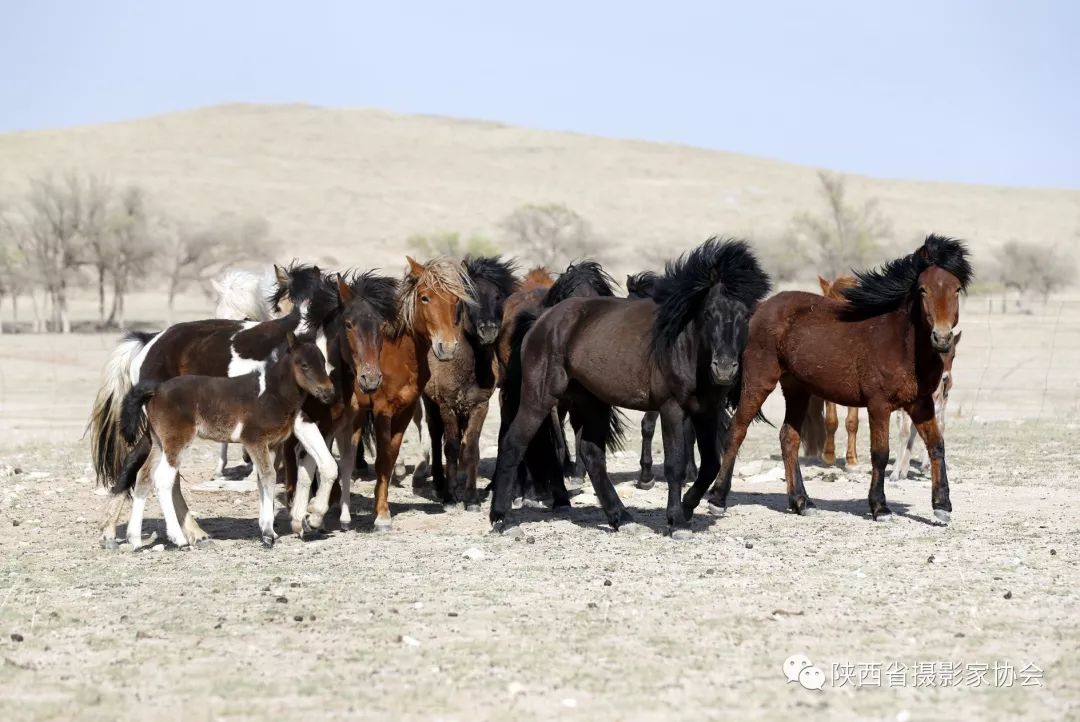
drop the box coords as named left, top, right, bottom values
left=299, top=257, right=475, bottom=533
left=682, top=234, right=972, bottom=523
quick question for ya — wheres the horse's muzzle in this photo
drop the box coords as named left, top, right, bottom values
left=316, top=387, right=337, bottom=405
left=931, top=328, right=954, bottom=353
left=432, top=340, right=459, bottom=361
left=357, top=370, right=383, bottom=394
left=710, top=360, right=738, bottom=386
left=477, top=322, right=500, bottom=346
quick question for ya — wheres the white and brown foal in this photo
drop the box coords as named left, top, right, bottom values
left=120, top=333, right=335, bottom=549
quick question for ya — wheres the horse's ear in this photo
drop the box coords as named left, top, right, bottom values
left=626, top=274, right=635, bottom=290
left=406, top=256, right=425, bottom=278
left=286, top=330, right=297, bottom=349
left=818, top=276, right=830, bottom=294
left=953, top=330, right=962, bottom=347
left=337, top=274, right=353, bottom=304
left=275, top=264, right=289, bottom=287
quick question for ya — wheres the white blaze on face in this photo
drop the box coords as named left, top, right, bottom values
left=315, top=329, right=334, bottom=374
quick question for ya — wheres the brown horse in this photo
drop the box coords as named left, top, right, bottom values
left=682, top=234, right=972, bottom=524
left=298, top=257, right=475, bottom=533
left=496, top=266, right=555, bottom=379
left=891, top=331, right=961, bottom=482
left=119, top=332, right=334, bottom=549
left=802, top=274, right=862, bottom=466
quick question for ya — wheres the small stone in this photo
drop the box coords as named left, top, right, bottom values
left=261, top=585, right=271, bottom=592
left=526, top=536, right=536, bottom=544
left=293, top=615, right=303, bottom=622
left=447, top=612, right=459, bottom=617
left=10, top=633, right=24, bottom=643
left=587, top=602, right=598, bottom=609
left=150, top=544, right=165, bottom=552
left=290, top=582, right=301, bottom=588
left=461, top=548, right=485, bottom=561
left=119, top=615, right=128, bottom=623
left=1003, top=591, right=1012, bottom=600
left=399, top=635, right=421, bottom=647
left=1050, top=549, right=1057, bottom=556
left=706, top=568, right=715, bottom=575
left=272, top=576, right=282, bottom=583
left=561, top=698, right=577, bottom=709
left=927, top=554, right=935, bottom=564
left=745, top=542, right=754, bottom=549
left=214, top=618, right=224, bottom=629
left=309, top=615, right=316, bottom=621
left=603, top=579, right=612, bottom=587
left=954, top=632, right=965, bottom=638
left=11, top=520, right=19, bottom=527
left=276, top=596, right=288, bottom=604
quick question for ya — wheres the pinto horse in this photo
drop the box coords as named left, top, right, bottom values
left=424, top=256, right=517, bottom=510
left=626, top=271, right=697, bottom=490
left=119, top=332, right=334, bottom=549
left=683, top=234, right=973, bottom=523
left=92, top=263, right=340, bottom=547
left=298, top=257, right=475, bottom=533
left=492, top=239, right=770, bottom=537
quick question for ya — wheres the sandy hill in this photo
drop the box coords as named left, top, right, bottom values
left=1, top=103, right=1077, bottom=277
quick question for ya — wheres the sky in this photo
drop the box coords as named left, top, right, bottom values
left=2, top=0, right=1078, bottom=189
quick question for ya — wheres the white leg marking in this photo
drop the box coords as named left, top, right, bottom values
left=127, top=494, right=148, bottom=548
left=152, top=455, right=188, bottom=547
left=214, top=442, right=229, bottom=477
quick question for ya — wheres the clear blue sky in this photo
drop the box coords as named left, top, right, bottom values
left=3, top=0, right=1078, bottom=188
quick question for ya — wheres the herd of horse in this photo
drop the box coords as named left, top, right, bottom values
left=87, top=234, right=971, bottom=548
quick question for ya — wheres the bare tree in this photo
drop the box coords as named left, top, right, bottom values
left=105, top=186, right=156, bottom=327
left=407, top=231, right=500, bottom=258
left=995, top=240, right=1077, bottom=304
left=19, top=173, right=97, bottom=333
left=156, top=212, right=275, bottom=325
left=74, top=174, right=114, bottom=323
left=500, top=203, right=597, bottom=268
left=788, top=171, right=893, bottom=278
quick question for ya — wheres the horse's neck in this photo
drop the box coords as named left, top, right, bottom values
left=264, top=357, right=305, bottom=410
left=902, top=303, right=944, bottom=391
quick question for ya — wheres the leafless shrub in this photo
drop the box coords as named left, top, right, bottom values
left=994, top=239, right=1077, bottom=303
left=500, top=203, right=597, bottom=268
left=408, top=231, right=500, bottom=259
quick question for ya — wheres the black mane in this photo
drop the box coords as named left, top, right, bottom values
left=343, top=269, right=400, bottom=325
left=626, top=271, right=660, bottom=299
left=268, top=262, right=340, bottom=330
left=841, top=234, right=974, bottom=318
left=650, top=238, right=771, bottom=360
left=465, top=255, right=519, bottom=296
left=544, top=260, right=616, bottom=307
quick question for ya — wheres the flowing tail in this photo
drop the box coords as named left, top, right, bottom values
left=86, top=331, right=156, bottom=488
left=108, top=380, right=161, bottom=495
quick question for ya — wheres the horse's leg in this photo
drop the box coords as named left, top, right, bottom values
left=823, top=401, right=839, bottom=465
left=908, top=397, right=951, bottom=523
left=98, top=491, right=128, bottom=550
left=491, top=403, right=561, bottom=533
left=571, top=423, right=586, bottom=488
left=172, top=485, right=210, bottom=547
left=571, top=400, right=634, bottom=531
left=679, top=410, right=722, bottom=530
left=424, top=397, right=452, bottom=505
left=461, top=401, right=489, bottom=512
left=637, top=411, right=657, bottom=489
left=684, top=361, right=780, bottom=516
left=372, top=409, right=412, bottom=531
left=440, top=410, right=464, bottom=506
left=845, top=406, right=860, bottom=466
left=298, top=417, right=340, bottom=531
left=248, top=444, right=278, bottom=547
left=289, top=445, right=317, bottom=537
left=410, top=402, right=431, bottom=483
left=889, top=412, right=917, bottom=482
left=125, top=447, right=157, bottom=550
left=779, top=381, right=816, bottom=515
left=683, top=416, right=698, bottom=483
left=659, top=402, right=691, bottom=537
left=152, top=444, right=189, bottom=548
left=334, top=420, right=357, bottom=529
left=214, top=442, right=228, bottom=478
left=866, top=404, right=894, bottom=520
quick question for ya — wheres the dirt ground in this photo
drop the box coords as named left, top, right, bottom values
left=1, top=327, right=1079, bottom=721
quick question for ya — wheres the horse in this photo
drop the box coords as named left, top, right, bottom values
left=495, top=267, right=555, bottom=380
left=92, top=262, right=341, bottom=548
left=800, top=275, right=862, bottom=467
left=119, top=332, right=334, bottom=549
left=210, top=267, right=280, bottom=477
left=423, top=256, right=517, bottom=511
left=297, top=257, right=475, bottom=533
left=492, top=239, right=770, bottom=537
left=682, top=234, right=973, bottom=524
left=890, top=331, right=961, bottom=482
left=626, top=271, right=698, bottom=490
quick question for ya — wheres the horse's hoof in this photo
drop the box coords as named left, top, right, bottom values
left=260, top=535, right=275, bottom=549
left=301, top=516, right=316, bottom=535
left=100, top=538, right=120, bottom=551
left=800, top=506, right=820, bottom=517
left=490, top=519, right=506, bottom=535
left=933, top=509, right=951, bottom=524
left=373, top=517, right=392, bottom=533
left=874, top=512, right=895, bottom=522
left=552, top=504, right=571, bottom=517
left=339, top=516, right=352, bottom=530
left=636, top=479, right=655, bottom=491
left=670, top=527, right=693, bottom=541
left=707, top=502, right=727, bottom=517
left=521, top=497, right=546, bottom=509
left=195, top=538, right=215, bottom=549
left=465, top=503, right=482, bottom=513
left=511, top=497, right=524, bottom=509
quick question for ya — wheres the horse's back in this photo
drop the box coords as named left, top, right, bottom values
left=142, top=318, right=242, bottom=380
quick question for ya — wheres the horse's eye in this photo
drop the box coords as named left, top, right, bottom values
left=420, top=295, right=430, bottom=304
left=344, top=319, right=354, bottom=328
left=300, top=362, right=309, bottom=370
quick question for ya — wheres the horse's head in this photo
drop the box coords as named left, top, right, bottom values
left=403, top=256, right=475, bottom=361
left=272, top=262, right=338, bottom=335
left=285, top=331, right=336, bottom=404
left=337, top=273, right=398, bottom=394
left=464, top=256, right=518, bottom=346
left=626, top=271, right=659, bottom=300
left=917, top=265, right=963, bottom=353
left=700, top=287, right=751, bottom=386
left=818, top=274, right=857, bottom=301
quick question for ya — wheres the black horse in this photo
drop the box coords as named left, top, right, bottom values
left=493, top=239, right=771, bottom=537
left=626, top=271, right=697, bottom=489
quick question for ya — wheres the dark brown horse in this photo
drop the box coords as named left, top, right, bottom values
left=299, top=257, right=475, bottom=533
left=682, top=234, right=973, bottom=523
left=424, top=256, right=517, bottom=511
left=626, top=271, right=697, bottom=490
left=493, top=239, right=770, bottom=537
left=118, top=332, right=334, bottom=549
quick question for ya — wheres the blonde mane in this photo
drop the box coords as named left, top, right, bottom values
left=397, top=257, right=476, bottom=331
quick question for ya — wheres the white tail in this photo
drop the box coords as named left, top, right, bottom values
left=213, top=269, right=277, bottom=322
left=87, top=333, right=153, bottom=486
